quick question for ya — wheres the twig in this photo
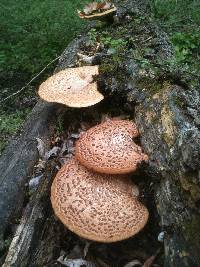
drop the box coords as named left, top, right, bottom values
left=0, top=55, right=60, bottom=104
left=143, top=249, right=160, bottom=267
left=141, top=36, right=153, bottom=44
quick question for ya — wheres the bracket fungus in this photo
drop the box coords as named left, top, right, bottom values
left=77, top=1, right=117, bottom=20
left=38, top=65, right=104, bottom=108
left=51, top=158, right=149, bottom=243
left=75, top=120, right=148, bottom=174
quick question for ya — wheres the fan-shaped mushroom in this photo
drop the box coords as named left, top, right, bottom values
left=38, top=65, right=104, bottom=108
left=75, top=120, right=148, bottom=174
left=51, top=158, right=149, bottom=243
left=77, top=2, right=116, bottom=20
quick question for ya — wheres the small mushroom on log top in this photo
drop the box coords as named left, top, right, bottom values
left=51, top=157, right=148, bottom=243
left=77, top=1, right=117, bottom=20
left=75, top=120, right=148, bottom=174
left=38, top=65, right=104, bottom=108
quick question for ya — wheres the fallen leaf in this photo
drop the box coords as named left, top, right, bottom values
left=124, top=259, right=142, bottom=267
left=142, top=255, right=156, bottom=267
left=36, top=138, right=46, bottom=158
left=57, top=256, right=96, bottom=267
left=29, top=175, right=43, bottom=190
left=43, top=146, right=61, bottom=160
left=83, top=240, right=92, bottom=258
left=142, top=250, right=160, bottom=267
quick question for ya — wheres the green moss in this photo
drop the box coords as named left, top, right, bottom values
left=55, top=114, right=65, bottom=136
left=173, top=95, right=184, bottom=108
left=180, top=175, right=200, bottom=202
left=136, top=78, right=163, bottom=95
left=183, top=215, right=200, bottom=253
left=97, top=10, right=198, bottom=99
left=99, top=62, right=118, bottom=74
left=0, top=108, right=31, bottom=154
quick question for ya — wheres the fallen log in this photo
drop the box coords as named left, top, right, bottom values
left=135, top=85, right=200, bottom=267
left=1, top=0, right=200, bottom=266
left=2, top=160, right=58, bottom=267
left=0, top=100, right=60, bottom=248
left=0, top=36, right=83, bottom=251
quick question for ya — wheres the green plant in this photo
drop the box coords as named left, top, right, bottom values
left=55, top=115, right=65, bottom=136
left=150, top=0, right=200, bottom=83
left=101, top=36, right=127, bottom=50
left=0, top=0, right=87, bottom=76
left=171, top=31, right=200, bottom=63
left=88, top=28, right=98, bottom=43
left=0, top=0, right=87, bottom=154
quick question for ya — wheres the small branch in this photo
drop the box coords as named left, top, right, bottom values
left=0, top=55, right=60, bottom=104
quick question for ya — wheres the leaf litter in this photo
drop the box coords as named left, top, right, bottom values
left=29, top=106, right=163, bottom=266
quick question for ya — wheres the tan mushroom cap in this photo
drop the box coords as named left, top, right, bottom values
left=78, top=6, right=117, bottom=20
left=38, top=65, right=104, bottom=108
left=75, top=120, right=148, bottom=174
left=51, top=158, right=149, bottom=243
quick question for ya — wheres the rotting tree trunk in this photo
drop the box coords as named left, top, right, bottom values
left=0, top=36, right=83, bottom=252
left=2, top=161, right=58, bottom=267
left=96, top=1, right=200, bottom=265
left=0, top=101, right=60, bottom=247
left=135, top=85, right=200, bottom=267
left=1, top=0, right=200, bottom=266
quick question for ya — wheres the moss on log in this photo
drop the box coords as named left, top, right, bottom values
left=1, top=0, right=200, bottom=266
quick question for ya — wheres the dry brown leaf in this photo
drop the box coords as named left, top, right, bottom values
left=143, top=250, right=160, bottom=267
left=100, top=2, right=113, bottom=10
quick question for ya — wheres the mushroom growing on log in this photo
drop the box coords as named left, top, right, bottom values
left=51, top=157, right=148, bottom=242
left=75, top=119, right=148, bottom=174
left=0, top=35, right=84, bottom=259
left=0, top=0, right=199, bottom=266
left=77, top=1, right=117, bottom=21
left=135, top=84, right=200, bottom=267
left=38, top=65, right=104, bottom=108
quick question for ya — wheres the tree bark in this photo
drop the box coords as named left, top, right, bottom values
left=2, top=161, right=58, bottom=267
left=0, top=101, right=60, bottom=246
left=1, top=1, right=200, bottom=266
left=135, top=85, right=200, bottom=267
left=0, top=36, right=83, bottom=250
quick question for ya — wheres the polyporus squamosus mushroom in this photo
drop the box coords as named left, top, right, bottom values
left=75, top=120, right=148, bottom=174
left=77, top=1, right=117, bottom=20
left=51, top=158, right=149, bottom=243
left=38, top=65, right=104, bottom=108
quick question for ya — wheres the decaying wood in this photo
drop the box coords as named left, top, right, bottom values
left=95, top=2, right=200, bottom=265
left=0, top=36, right=83, bottom=249
left=1, top=0, right=200, bottom=266
left=2, top=161, right=57, bottom=267
left=135, top=85, right=200, bottom=267
left=0, top=101, right=60, bottom=246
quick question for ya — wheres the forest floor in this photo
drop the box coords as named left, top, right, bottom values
left=0, top=0, right=200, bottom=154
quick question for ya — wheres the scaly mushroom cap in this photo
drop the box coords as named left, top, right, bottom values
left=51, top=158, right=148, bottom=243
left=38, top=65, right=104, bottom=108
left=77, top=3, right=117, bottom=20
left=75, top=120, right=148, bottom=174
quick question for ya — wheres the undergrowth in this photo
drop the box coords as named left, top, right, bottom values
left=0, top=0, right=87, bottom=76
left=0, top=0, right=86, bottom=154
left=0, top=0, right=199, bottom=154
left=152, top=0, right=200, bottom=76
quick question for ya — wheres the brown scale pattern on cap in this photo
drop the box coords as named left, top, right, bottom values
left=51, top=158, right=148, bottom=243
left=75, top=120, right=148, bottom=174
left=38, top=65, right=104, bottom=108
